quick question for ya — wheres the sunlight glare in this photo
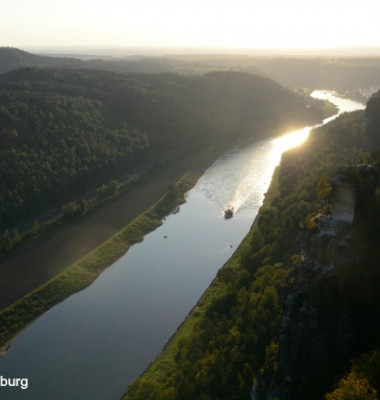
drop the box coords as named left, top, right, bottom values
left=272, top=126, right=311, bottom=153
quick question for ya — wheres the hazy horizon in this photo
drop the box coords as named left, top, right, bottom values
left=3, top=0, right=380, bottom=54
left=11, top=44, right=380, bottom=60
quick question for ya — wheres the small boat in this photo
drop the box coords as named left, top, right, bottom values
left=224, top=208, right=234, bottom=219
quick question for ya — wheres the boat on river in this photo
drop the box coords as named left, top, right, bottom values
left=224, top=207, right=234, bottom=219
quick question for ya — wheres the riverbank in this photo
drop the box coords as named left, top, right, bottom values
left=0, top=112, right=323, bottom=313
left=0, top=123, right=335, bottom=357
left=0, top=140, right=231, bottom=311
left=0, top=169, right=204, bottom=352
left=123, top=165, right=282, bottom=399
left=0, top=126, right=267, bottom=352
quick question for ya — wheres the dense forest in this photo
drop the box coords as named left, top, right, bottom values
left=0, top=67, right=325, bottom=234
left=124, top=93, right=380, bottom=399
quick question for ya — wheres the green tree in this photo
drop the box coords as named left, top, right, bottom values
left=30, top=220, right=40, bottom=238
left=317, top=176, right=333, bottom=213
left=325, top=372, right=378, bottom=400
left=109, top=180, right=119, bottom=195
left=0, top=230, right=11, bottom=252
left=79, top=199, right=88, bottom=215
left=62, top=202, right=80, bottom=218
left=12, top=228, right=21, bottom=245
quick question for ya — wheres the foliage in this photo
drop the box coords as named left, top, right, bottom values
left=318, top=176, right=333, bottom=212
left=325, top=372, right=378, bottom=400
left=96, top=180, right=119, bottom=199
left=0, top=67, right=325, bottom=234
left=325, top=351, right=380, bottom=400
left=62, top=201, right=81, bottom=218
left=126, top=262, right=289, bottom=400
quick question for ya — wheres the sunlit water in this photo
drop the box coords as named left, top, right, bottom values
left=0, top=91, right=364, bottom=400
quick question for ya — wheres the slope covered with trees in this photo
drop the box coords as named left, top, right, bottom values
left=124, top=94, right=380, bottom=399
left=0, top=68, right=325, bottom=232
left=0, top=47, right=83, bottom=73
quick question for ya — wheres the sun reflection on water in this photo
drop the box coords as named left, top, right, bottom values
left=199, top=126, right=313, bottom=219
left=272, top=126, right=311, bottom=152
left=215, top=126, right=313, bottom=217
left=199, top=90, right=365, bottom=220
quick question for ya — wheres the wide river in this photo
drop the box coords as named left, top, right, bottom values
left=0, top=92, right=364, bottom=399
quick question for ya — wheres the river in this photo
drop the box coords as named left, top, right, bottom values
left=0, top=91, right=364, bottom=400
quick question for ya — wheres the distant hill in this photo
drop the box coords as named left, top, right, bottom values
left=256, top=58, right=380, bottom=92
left=0, top=47, right=83, bottom=73
left=3, top=48, right=380, bottom=94
left=0, top=47, right=185, bottom=75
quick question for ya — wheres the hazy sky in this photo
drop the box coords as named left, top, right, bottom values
left=2, top=0, right=380, bottom=50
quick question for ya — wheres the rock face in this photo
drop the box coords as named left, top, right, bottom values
left=276, top=214, right=355, bottom=400
left=331, top=177, right=356, bottom=224
left=331, top=164, right=379, bottom=224
left=263, top=165, right=379, bottom=400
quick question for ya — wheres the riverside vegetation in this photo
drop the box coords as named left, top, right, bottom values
left=123, top=93, right=380, bottom=399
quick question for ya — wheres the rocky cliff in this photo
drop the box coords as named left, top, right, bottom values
left=262, top=165, right=380, bottom=400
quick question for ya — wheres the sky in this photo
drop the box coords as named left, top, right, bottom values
left=2, top=0, right=380, bottom=51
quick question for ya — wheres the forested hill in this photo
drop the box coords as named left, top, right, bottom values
left=0, top=47, right=83, bottom=73
left=124, top=94, right=380, bottom=400
left=0, top=68, right=326, bottom=231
